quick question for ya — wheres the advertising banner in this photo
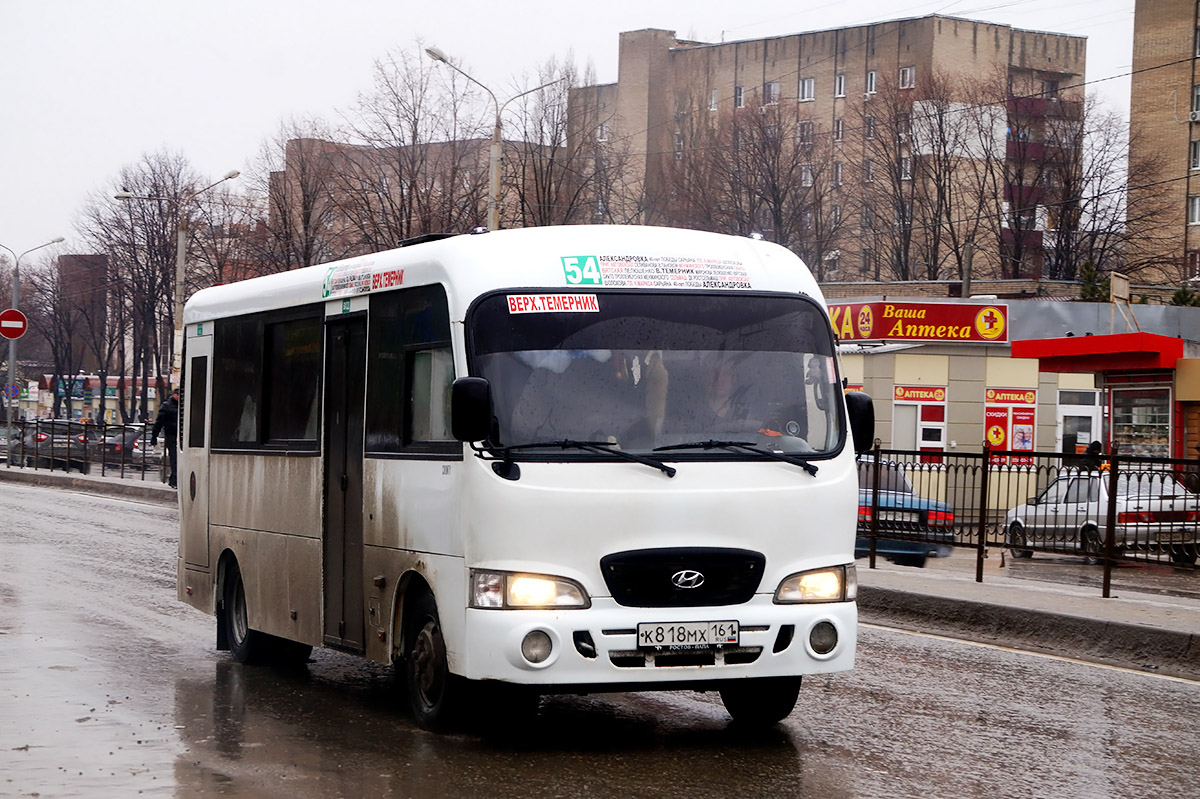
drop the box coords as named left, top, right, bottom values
left=986, top=388, right=1036, bottom=464
left=829, top=301, right=1008, bottom=343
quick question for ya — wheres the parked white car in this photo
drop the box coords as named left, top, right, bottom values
left=1005, top=470, right=1199, bottom=564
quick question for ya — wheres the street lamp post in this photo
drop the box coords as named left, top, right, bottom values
left=115, top=169, right=239, bottom=386
left=425, top=47, right=565, bottom=231
left=1, top=236, right=65, bottom=467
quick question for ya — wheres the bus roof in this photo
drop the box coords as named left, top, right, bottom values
left=183, top=224, right=825, bottom=325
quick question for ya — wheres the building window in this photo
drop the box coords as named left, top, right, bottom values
left=861, top=247, right=875, bottom=273
left=765, top=124, right=779, bottom=140
left=900, top=156, right=912, bottom=180
left=1193, top=84, right=1200, bottom=113
left=833, top=118, right=844, bottom=141
left=864, top=158, right=875, bottom=182
left=710, top=89, right=719, bottom=111
left=1042, top=79, right=1059, bottom=97
left=866, top=70, right=877, bottom=94
left=831, top=204, right=842, bottom=225
left=1192, top=141, right=1200, bottom=170
left=674, top=132, right=684, bottom=160
left=735, top=85, right=745, bottom=109
left=865, top=116, right=876, bottom=139
left=835, top=73, right=846, bottom=97
left=801, top=209, right=813, bottom=229
left=801, top=165, right=814, bottom=187
left=833, top=161, right=843, bottom=186
left=899, top=66, right=915, bottom=89
left=597, top=122, right=608, bottom=142
left=898, top=113, right=912, bottom=140
left=797, top=120, right=814, bottom=144
left=798, top=77, right=815, bottom=101
left=862, top=207, right=874, bottom=228
left=1189, top=195, right=1200, bottom=225
left=764, top=81, right=781, bottom=105
left=1195, top=27, right=1200, bottom=58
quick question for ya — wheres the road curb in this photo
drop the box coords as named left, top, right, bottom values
left=858, top=585, right=1199, bottom=681
left=0, top=466, right=177, bottom=506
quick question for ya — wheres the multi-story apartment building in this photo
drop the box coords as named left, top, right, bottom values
left=570, top=16, right=1086, bottom=285
left=1129, top=0, right=1200, bottom=284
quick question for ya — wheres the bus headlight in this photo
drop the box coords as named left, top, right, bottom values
left=774, top=565, right=857, bottom=603
left=471, top=570, right=590, bottom=609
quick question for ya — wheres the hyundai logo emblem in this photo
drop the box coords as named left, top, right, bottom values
left=671, top=569, right=705, bottom=589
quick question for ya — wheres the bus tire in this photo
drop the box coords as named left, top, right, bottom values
left=404, top=591, right=463, bottom=731
left=718, top=677, right=801, bottom=725
left=223, top=561, right=271, bottom=665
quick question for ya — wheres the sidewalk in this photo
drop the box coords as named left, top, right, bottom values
left=2, top=463, right=1196, bottom=680
left=858, top=548, right=1200, bottom=680
left=0, top=461, right=177, bottom=505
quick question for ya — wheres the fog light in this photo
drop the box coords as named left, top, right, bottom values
left=521, top=630, right=553, bottom=664
left=809, top=621, right=838, bottom=655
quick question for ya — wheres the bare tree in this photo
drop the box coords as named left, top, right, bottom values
left=78, top=151, right=204, bottom=420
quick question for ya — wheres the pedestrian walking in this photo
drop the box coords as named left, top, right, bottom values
left=152, top=389, right=180, bottom=488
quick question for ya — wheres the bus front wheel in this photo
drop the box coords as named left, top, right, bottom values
left=403, top=591, right=464, bottom=731
left=718, top=677, right=801, bottom=725
left=223, top=561, right=271, bottom=665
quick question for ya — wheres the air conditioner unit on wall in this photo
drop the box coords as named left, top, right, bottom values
left=1189, top=110, right=1200, bottom=122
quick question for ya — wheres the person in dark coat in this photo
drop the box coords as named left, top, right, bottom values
left=1082, top=440, right=1104, bottom=472
left=152, top=389, right=180, bottom=488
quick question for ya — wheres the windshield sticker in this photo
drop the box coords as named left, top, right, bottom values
left=507, top=294, right=600, bottom=314
left=561, top=255, right=751, bottom=289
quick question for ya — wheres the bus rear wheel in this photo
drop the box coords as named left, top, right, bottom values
left=223, top=561, right=272, bottom=665
left=718, top=677, right=801, bottom=725
left=403, top=591, right=464, bottom=732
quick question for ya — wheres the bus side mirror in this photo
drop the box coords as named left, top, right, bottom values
left=451, top=377, right=493, bottom=442
left=845, top=391, right=875, bottom=455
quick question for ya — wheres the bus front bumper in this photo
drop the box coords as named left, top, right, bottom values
left=457, top=596, right=856, bottom=687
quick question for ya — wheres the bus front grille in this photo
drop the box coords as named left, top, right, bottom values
left=600, top=547, right=765, bottom=607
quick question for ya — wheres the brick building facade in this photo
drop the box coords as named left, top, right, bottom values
left=570, top=16, right=1086, bottom=284
left=1129, top=0, right=1200, bottom=282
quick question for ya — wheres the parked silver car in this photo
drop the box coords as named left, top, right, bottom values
left=1005, top=470, right=1199, bottom=564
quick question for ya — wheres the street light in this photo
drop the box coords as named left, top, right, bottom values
left=425, top=46, right=565, bottom=231
left=115, top=169, right=239, bottom=385
left=1, top=235, right=65, bottom=467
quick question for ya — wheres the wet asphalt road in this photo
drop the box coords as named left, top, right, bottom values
left=2, top=482, right=1199, bottom=798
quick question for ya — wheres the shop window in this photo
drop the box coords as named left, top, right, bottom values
left=1110, top=387, right=1171, bottom=457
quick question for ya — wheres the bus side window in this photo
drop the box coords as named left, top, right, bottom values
left=366, top=284, right=454, bottom=453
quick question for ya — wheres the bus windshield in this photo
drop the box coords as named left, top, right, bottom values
left=467, top=291, right=843, bottom=457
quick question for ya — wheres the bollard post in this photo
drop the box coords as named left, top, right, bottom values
left=869, top=439, right=882, bottom=570
left=976, top=442, right=991, bottom=583
left=1102, top=450, right=1120, bottom=599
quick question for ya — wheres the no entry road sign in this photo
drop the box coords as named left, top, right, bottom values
left=0, top=308, right=28, bottom=340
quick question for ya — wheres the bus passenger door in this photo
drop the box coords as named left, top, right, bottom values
left=323, top=318, right=366, bottom=652
left=181, top=333, right=212, bottom=569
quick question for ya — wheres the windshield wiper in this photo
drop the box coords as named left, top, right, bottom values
left=653, top=439, right=818, bottom=476
left=487, top=439, right=676, bottom=478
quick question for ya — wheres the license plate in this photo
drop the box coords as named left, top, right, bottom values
left=637, top=620, right=739, bottom=650
left=880, top=510, right=918, bottom=523
left=1157, top=531, right=1194, bottom=544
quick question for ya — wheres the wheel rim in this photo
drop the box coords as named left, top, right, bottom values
left=411, top=620, right=445, bottom=711
left=1007, top=524, right=1027, bottom=556
left=1083, top=527, right=1103, bottom=558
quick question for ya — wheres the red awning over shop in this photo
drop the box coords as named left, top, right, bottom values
left=1011, top=332, right=1183, bottom=372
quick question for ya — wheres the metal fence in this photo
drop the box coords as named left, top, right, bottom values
left=2, top=419, right=166, bottom=482
left=859, top=443, right=1199, bottom=597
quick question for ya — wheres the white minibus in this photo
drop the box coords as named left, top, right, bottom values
left=176, top=224, right=873, bottom=730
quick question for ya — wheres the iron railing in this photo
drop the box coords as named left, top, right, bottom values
left=859, top=443, right=1199, bottom=596
left=3, top=418, right=166, bottom=481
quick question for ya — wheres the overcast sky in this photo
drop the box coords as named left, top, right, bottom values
left=1, top=0, right=1134, bottom=261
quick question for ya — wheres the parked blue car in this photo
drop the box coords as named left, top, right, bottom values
left=856, top=456, right=956, bottom=567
